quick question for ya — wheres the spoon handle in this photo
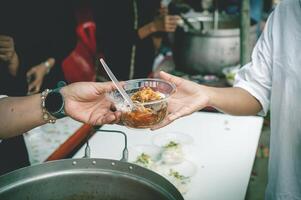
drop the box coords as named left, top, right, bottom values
left=100, top=58, right=135, bottom=108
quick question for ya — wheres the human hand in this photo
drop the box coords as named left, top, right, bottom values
left=27, top=58, right=55, bottom=94
left=61, top=82, right=121, bottom=125
left=151, top=71, right=210, bottom=130
left=153, top=15, right=181, bottom=32
left=0, top=35, right=15, bottom=63
left=0, top=35, right=19, bottom=76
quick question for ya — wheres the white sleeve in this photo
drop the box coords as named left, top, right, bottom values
left=0, top=95, right=8, bottom=143
left=234, top=11, right=274, bottom=116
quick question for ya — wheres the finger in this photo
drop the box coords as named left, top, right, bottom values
left=166, top=21, right=178, bottom=26
left=107, top=111, right=122, bottom=124
left=31, top=87, right=40, bottom=94
left=47, top=57, right=55, bottom=66
left=26, top=68, right=36, bottom=78
left=99, top=113, right=117, bottom=124
left=28, top=84, right=35, bottom=93
left=165, top=26, right=177, bottom=32
left=0, top=35, right=13, bottom=41
left=165, top=25, right=177, bottom=31
left=5, top=51, right=14, bottom=59
left=159, top=71, right=183, bottom=86
left=94, top=81, right=124, bottom=93
left=0, top=54, right=9, bottom=61
left=33, top=83, right=41, bottom=94
left=0, top=40, right=13, bottom=48
left=28, top=80, right=39, bottom=92
left=170, top=104, right=197, bottom=121
left=166, top=18, right=180, bottom=24
left=0, top=47, right=13, bottom=53
left=151, top=106, right=191, bottom=130
left=150, top=114, right=174, bottom=130
left=171, top=16, right=181, bottom=21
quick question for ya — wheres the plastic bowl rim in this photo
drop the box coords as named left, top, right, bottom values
left=121, top=78, right=177, bottom=106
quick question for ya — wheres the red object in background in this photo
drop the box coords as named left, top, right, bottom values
left=62, top=22, right=97, bottom=83
left=62, top=0, right=98, bottom=83
left=46, top=124, right=95, bottom=161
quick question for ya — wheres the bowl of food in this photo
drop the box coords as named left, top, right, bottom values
left=129, top=145, right=162, bottom=170
left=152, top=132, right=194, bottom=147
left=110, top=79, right=176, bottom=129
left=155, top=160, right=197, bottom=195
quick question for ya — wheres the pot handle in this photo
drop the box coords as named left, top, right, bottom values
left=82, top=127, right=128, bottom=162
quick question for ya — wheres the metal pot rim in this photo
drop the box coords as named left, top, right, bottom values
left=0, top=158, right=184, bottom=200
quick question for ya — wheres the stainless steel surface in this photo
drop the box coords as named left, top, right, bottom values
left=173, top=13, right=258, bottom=75
left=0, top=158, right=183, bottom=200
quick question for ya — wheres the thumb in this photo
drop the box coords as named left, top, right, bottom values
left=159, top=71, right=183, bottom=86
left=26, top=67, right=36, bottom=78
left=151, top=106, right=192, bottom=130
left=28, top=80, right=38, bottom=93
left=47, top=57, right=55, bottom=67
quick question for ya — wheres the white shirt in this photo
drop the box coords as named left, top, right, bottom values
left=234, top=0, right=301, bottom=199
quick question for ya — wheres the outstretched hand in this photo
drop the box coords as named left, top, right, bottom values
left=27, top=58, right=55, bottom=94
left=61, top=82, right=121, bottom=126
left=151, top=71, right=210, bottom=130
left=0, top=35, right=19, bottom=76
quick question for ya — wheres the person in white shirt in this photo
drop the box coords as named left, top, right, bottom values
left=0, top=81, right=121, bottom=139
left=152, top=0, right=301, bottom=199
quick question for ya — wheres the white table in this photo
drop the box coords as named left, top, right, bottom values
left=73, top=112, right=263, bottom=200
left=24, top=118, right=83, bottom=164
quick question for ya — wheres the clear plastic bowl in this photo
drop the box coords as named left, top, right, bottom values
left=110, top=79, right=176, bottom=129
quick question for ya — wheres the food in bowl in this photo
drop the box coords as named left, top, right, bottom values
left=122, top=87, right=167, bottom=128
left=155, top=161, right=197, bottom=195
left=168, top=169, right=191, bottom=194
left=161, top=141, right=185, bottom=164
left=110, top=79, right=175, bottom=129
left=131, top=87, right=163, bottom=103
left=134, top=153, right=157, bottom=169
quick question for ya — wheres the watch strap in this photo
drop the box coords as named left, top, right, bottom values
left=48, top=81, right=67, bottom=119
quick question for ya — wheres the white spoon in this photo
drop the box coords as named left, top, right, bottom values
left=99, top=58, right=135, bottom=109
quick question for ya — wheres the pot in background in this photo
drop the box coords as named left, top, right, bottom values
left=172, top=13, right=258, bottom=75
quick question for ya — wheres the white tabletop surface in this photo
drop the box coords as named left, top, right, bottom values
left=24, top=117, right=83, bottom=164
left=73, top=112, right=263, bottom=200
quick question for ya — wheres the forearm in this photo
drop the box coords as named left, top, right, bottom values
left=0, top=94, right=46, bottom=138
left=205, top=86, right=262, bottom=115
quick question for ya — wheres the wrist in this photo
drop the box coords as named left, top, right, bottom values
left=199, top=85, right=215, bottom=108
left=42, top=81, right=67, bottom=123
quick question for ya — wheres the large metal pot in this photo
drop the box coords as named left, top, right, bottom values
left=0, top=158, right=183, bottom=200
left=172, top=13, right=258, bottom=75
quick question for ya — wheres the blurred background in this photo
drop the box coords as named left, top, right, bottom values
left=0, top=0, right=280, bottom=199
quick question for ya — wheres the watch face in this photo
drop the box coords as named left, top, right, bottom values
left=45, top=92, right=64, bottom=113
